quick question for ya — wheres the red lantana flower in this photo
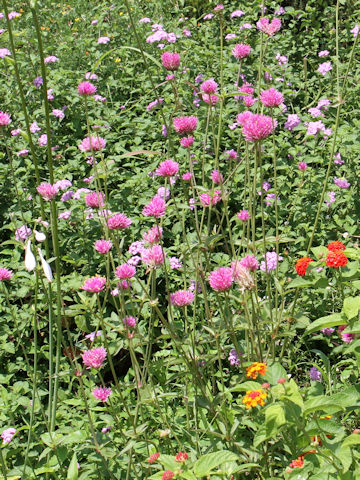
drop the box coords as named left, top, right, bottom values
left=147, top=452, right=160, bottom=463
left=326, top=250, right=348, bottom=268
left=175, top=451, right=188, bottom=463
left=328, top=241, right=346, bottom=252
left=295, top=257, right=314, bottom=276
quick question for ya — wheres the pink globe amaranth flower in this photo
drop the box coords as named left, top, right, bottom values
left=260, top=88, right=284, bottom=108
left=298, top=162, right=307, bottom=171
left=170, top=290, right=195, bottom=307
left=161, top=52, right=180, bottom=70
left=173, top=116, right=198, bottom=135
left=81, top=276, right=107, bottom=293
left=0, top=112, right=11, bottom=126
left=257, top=17, right=281, bottom=35
left=92, top=387, right=112, bottom=402
left=79, top=136, right=106, bottom=152
left=242, top=114, right=277, bottom=142
left=82, top=346, right=107, bottom=369
left=338, top=325, right=355, bottom=344
left=115, top=263, right=136, bottom=279
left=123, top=316, right=137, bottom=327
left=202, top=94, right=219, bottom=105
left=141, top=245, right=165, bottom=267
left=85, top=192, right=105, bottom=208
left=94, top=239, right=113, bottom=254
left=37, top=183, right=58, bottom=201
left=232, top=43, right=251, bottom=59
left=239, top=255, right=259, bottom=271
left=236, top=110, right=254, bottom=126
left=237, top=209, right=250, bottom=221
left=285, top=114, right=300, bottom=131
left=211, top=170, right=223, bottom=184
left=200, top=78, right=218, bottom=94
left=199, top=190, right=222, bottom=207
left=155, top=159, right=179, bottom=177
left=180, top=136, right=194, bottom=148
left=142, top=195, right=166, bottom=218
left=143, top=225, right=163, bottom=244
left=107, top=213, right=132, bottom=230
left=182, top=171, right=193, bottom=181
left=0, top=268, right=13, bottom=281
left=318, top=61, right=332, bottom=75
left=209, top=267, right=233, bottom=292
left=1, top=428, right=16, bottom=445
left=243, top=96, right=256, bottom=107
left=78, top=81, right=97, bottom=96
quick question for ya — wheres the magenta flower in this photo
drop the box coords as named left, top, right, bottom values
left=94, top=239, right=113, bottom=254
left=318, top=61, right=332, bottom=75
left=237, top=209, right=250, bottom=221
left=232, top=43, right=251, bottom=59
left=38, top=134, right=48, bottom=146
left=0, top=268, right=13, bottom=281
left=143, top=225, right=163, bottom=244
left=1, top=428, right=16, bottom=445
left=260, top=88, right=284, bottom=107
left=115, top=264, right=136, bottom=279
left=338, top=325, right=354, bottom=343
left=241, top=113, right=277, bottom=142
left=52, top=109, right=64, bottom=119
left=79, top=136, right=106, bottom=152
left=141, top=245, right=165, bottom=267
left=36, top=183, right=58, bottom=201
left=92, top=387, right=112, bottom=402
left=0, top=112, right=11, bottom=126
left=142, top=195, right=166, bottom=218
left=169, top=257, right=182, bottom=269
left=81, top=276, right=107, bottom=293
left=199, top=190, right=222, bottom=207
left=334, top=177, right=350, bottom=189
left=170, top=290, right=195, bottom=307
left=82, top=346, right=107, bottom=369
left=239, top=255, right=259, bottom=271
left=256, top=17, right=281, bottom=35
left=85, top=192, right=105, bottom=208
left=260, top=252, right=283, bottom=272
left=107, top=213, right=132, bottom=230
left=123, top=316, right=137, bottom=328
left=155, top=159, right=179, bottom=177
left=78, top=81, right=97, bottom=96
left=209, top=267, right=233, bottom=292
left=173, top=116, right=198, bottom=135
left=298, top=162, right=307, bottom=171
left=200, top=79, right=218, bottom=94
left=161, top=52, right=180, bottom=70
left=182, top=172, right=193, bottom=181
left=202, top=94, right=219, bottom=105
left=211, top=170, right=223, bottom=185
left=180, top=136, right=194, bottom=148
left=236, top=110, right=254, bottom=126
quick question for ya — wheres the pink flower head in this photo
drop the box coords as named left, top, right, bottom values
left=334, top=177, right=350, bottom=189
left=173, top=116, right=198, bottom=135
left=318, top=50, right=330, bottom=57
left=107, top=213, right=132, bottom=229
left=214, top=4, right=224, bottom=12
left=79, top=136, right=106, bottom=152
left=298, top=162, right=307, bottom=171
left=237, top=209, right=250, bottom=221
left=182, top=171, right=193, bottom=181
left=209, top=267, right=233, bottom=291
left=85, top=192, right=105, bottom=208
left=82, top=346, right=107, bottom=368
left=211, top=170, right=223, bottom=184
left=180, top=136, right=194, bottom=148
left=0, top=112, right=11, bottom=126
left=202, top=94, right=219, bottom=105
left=239, top=255, right=259, bottom=271
left=200, top=78, right=218, bottom=94
left=351, top=25, right=359, bottom=38
left=94, top=239, right=113, bottom=254
left=78, top=81, right=97, bottom=96
left=1, top=428, right=16, bottom=445
left=92, top=387, right=112, bottom=402
left=232, top=43, right=251, bottom=59
left=142, top=195, right=166, bottom=218
left=285, top=114, right=300, bottom=131
left=338, top=325, right=355, bottom=343
left=141, top=245, right=165, bottom=267
left=115, top=263, right=136, bottom=279
left=231, top=9, right=245, bottom=18
left=143, top=225, right=163, bottom=244
left=236, top=110, right=254, bottom=126
left=44, top=56, right=58, bottom=63
left=199, top=190, right=222, bottom=207
left=260, top=88, right=284, bottom=107
left=37, top=183, right=58, bottom=201
left=38, top=134, right=48, bottom=146
left=81, top=276, right=107, bottom=293
left=170, top=290, right=195, bottom=307
left=161, top=52, right=180, bottom=70
left=256, top=17, right=281, bottom=35
left=98, top=36, right=110, bottom=44
left=0, top=268, right=13, bottom=281
left=123, top=316, right=137, bottom=327
left=242, top=113, right=276, bottom=142
left=155, top=159, right=179, bottom=177
left=238, top=83, right=255, bottom=99
left=318, top=61, right=332, bottom=75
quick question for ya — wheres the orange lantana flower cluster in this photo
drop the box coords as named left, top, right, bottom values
left=295, top=256, right=314, bottom=276
left=246, top=362, right=268, bottom=379
left=242, top=389, right=267, bottom=409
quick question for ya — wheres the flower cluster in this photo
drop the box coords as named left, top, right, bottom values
left=246, top=362, right=268, bottom=379
left=242, top=389, right=267, bottom=409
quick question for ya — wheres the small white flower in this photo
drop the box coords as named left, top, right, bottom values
left=37, top=248, right=53, bottom=282
left=25, top=240, right=36, bottom=272
left=34, top=230, right=46, bottom=242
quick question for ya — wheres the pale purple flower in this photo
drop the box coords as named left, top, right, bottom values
left=265, top=193, right=280, bottom=206
left=33, top=76, right=43, bottom=89
left=260, top=252, right=283, bottom=272
left=11, top=129, right=21, bottom=136
left=52, top=109, right=64, bottom=119
left=284, top=114, right=300, bottom=130
left=274, top=7, right=286, bottom=15
left=334, top=152, right=344, bottom=165
left=318, top=61, right=332, bottom=75
left=275, top=53, right=288, bottom=65
left=350, top=25, right=359, bottom=38
left=85, top=331, right=102, bottom=342
left=334, top=177, right=350, bottom=189
left=60, top=190, right=73, bottom=202
left=38, top=134, right=48, bottom=146
left=91, top=19, right=98, bottom=25
left=15, top=225, right=32, bottom=242
left=183, top=28, right=191, bottom=37
left=30, top=121, right=41, bottom=133
left=98, top=36, right=110, bottom=44
left=318, top=50, right=329, bottom=57
left=203, top=13, right=215, bottom=20
left=129, top=241, right=145, bottom=256
left=309, top=367, right=322, bottom=381
left=317, top=99, right=331, bottom=110
left=240, top=23, right=252, bottom=29
left=162, top=124, right=167, bottom=137
left=85, top=72, right=98, bottom=80
left=169, top=257, right=182, bottom=269
left=44, top=56, right=58, bottom=64
left=305, top=120, right=325, bottom=136
left=47, top=89, right=54, bottom=100
left=228, top=349, right=241, bottom=366
left=231, top=10, right=245, bottom=18
left=225, top=33, right=237, bottom=40
left=325, top=191, right=336, bottom=206
left=321, top=327, right=335, bottom=336
left=17, top=149, right=29, bottom=157
left=139, top=17, right=151, bottom=23
left=0, top=48, right=10, bottom=58
left=8, top=11, right=20, bottom=19
left=58, top=210, right=71, bottom=220
left=308, top=107, right=323, bottom=118
left=1, top=428, right=16, bottom=445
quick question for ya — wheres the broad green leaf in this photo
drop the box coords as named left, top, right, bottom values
left=262, top=363, right=287, bottom=385
left=304, top=396, right=345, bottom=415
left=265, top=404, right=286, bottom=437
left=67, top=453, right=78, bottom=480
left=157, top=454, right=179, bottom=471
left=342, top=297, right=360, bottom=320
left=306, top=313, right=346, bottom=335
left=230, top=381, right=261, bottom=392
left=342, top=434, right=360, bottom=448
left=193, top=451, right=239, bottom=476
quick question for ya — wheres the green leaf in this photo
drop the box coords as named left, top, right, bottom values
left=342, top=297, right=360, bottom=320
left=265, top=404, right=286, bottom=437
left=262, top=363, right=287, bottom=385
left=342, top=434, right=360, bottom=448
left=304, top=396, right=345, bottom=415
left=230, top=381, right=261, bottom=392
left=193, top=451, right=239, bottom=476
left=67, top=453, right=78, bottom=480
left=306, top=313, right=347, bottom=335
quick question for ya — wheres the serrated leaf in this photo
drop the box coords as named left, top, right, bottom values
left=342, top=297, right=360, bottom=320
left=193, top=451, right=239, bottom=476
left=262, top=363, right=287, bottom=385
left=265, top=404, right=286, bottom=437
